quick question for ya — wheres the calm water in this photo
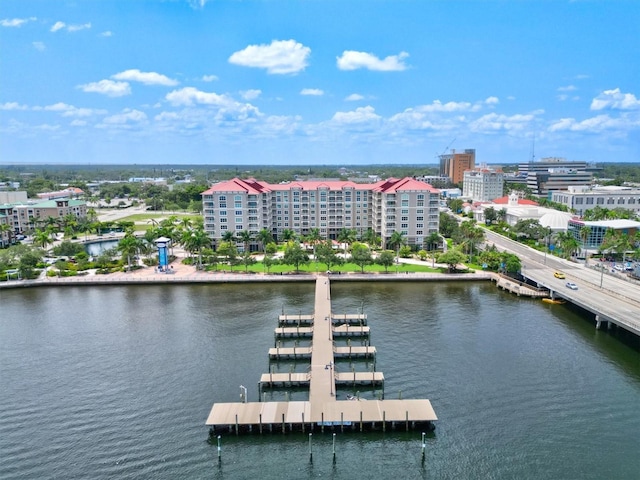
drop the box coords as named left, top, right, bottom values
left=1, top=282, right=639, bottom=479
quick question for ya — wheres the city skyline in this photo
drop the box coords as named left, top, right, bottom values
left=1, top=0, right=639, bottom=166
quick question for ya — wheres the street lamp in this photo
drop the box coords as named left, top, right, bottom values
left=325, top=362, right=334, bottom=396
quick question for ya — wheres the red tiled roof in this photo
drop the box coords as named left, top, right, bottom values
left=491, top=195, right=539, bottom=206
left=371, top=177, right=439, bottom=193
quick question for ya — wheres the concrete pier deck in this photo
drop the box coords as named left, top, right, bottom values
left=206, top=277, right=437, bottom=434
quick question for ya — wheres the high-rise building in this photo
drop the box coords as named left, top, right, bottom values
left=439, top=149, right=476, bottom=184
left=201, top=177, right=440, bottom=250
left=463, top=167, right=504, bottom=202
left=518, top=158, right=592, bottom=197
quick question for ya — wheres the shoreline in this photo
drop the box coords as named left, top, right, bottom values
left=0, top=270, right=494, bottom=290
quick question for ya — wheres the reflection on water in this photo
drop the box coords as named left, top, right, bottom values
left=84, top=239, right=119, bottom=256
left=0, top=282, right=638, bottom=480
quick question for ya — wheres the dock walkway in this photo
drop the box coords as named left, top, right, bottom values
left=206, top=277, right=437, bottom=434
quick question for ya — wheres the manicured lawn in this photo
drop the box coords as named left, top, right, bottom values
left=205, top=260, right=440, bottom=274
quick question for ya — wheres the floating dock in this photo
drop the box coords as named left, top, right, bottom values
left=206, top=277, right=437, bottom=434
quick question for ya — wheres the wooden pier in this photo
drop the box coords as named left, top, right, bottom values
left=206, top=277, right=437, bottom=434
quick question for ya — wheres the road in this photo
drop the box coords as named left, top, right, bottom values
left=482, top=228, right=640, bottom=336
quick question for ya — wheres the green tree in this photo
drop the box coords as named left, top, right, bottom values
left=387, top=230, right=406, bottom=261
left=282, top=240, right=309, bottom=272
left=236, top=230, right=253, bottom=253
left=484, top=206, right=498, bottom=225
left=350, top=242, right=372, bottom=272
left=239, top=250, right=256, bottom=272
left=33, top=228, right=54, bottom=250
left=439, top=212, right=459, bottom=238
left=376, top=250, right=395, bottom=273
left=217, top=241, right=238, bottom=267
left=263, top=254, right=278, bottom=273
left=117, top=233, right=142, bottom=271
left=315, top=240, right=343, bottom=271
left=437, top=248, right=467, bottom=272
left=337, top=228, right=357, bottom=256
left=256, top=228, right=273, bottom=253
left=19, top=249, right=43, bottom=279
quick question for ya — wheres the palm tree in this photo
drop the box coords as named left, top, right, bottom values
left=182, top=227, right=211, bottom=269
left=33, top=228, right=54, bottom=250
left=579, top=225, right=591, bottom=257
left=281, top=229, right=297, bottom=243
left=236, top=230, right=253, bottom=253
left=337, top=228, right=356, bottom=256
left=117, top=233, right=142, bottom=271
left=305, top=228, right=322, bottom=262
left=387, top=230, right=406, bottom=262
left=222, top=230, right=236, bottom=243
left=256, top=228, right=273, bottom=253
left=0, top=223, right=13, bottom=247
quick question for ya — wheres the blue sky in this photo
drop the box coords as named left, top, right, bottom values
left=1, top=0, right=639, bottom=166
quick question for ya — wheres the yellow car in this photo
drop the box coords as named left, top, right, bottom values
left=554, top=272, right=566, bottom=279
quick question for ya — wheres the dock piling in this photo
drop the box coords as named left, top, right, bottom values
left=309, top=433, right=313, bottom=463
left=421, top=432, right=426, bottom=464
left=332, top=433, right=336, bottom=464
left=217, top=435, right=221, bottom=464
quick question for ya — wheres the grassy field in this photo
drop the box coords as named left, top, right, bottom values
left=116, top=213, right=200, bottom=223
left=204, top=260, right=442, bottom=274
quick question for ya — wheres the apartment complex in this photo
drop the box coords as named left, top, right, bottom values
left=462, top=168, right=504, bottom=202
left=0, top=213, right=10, bottom=247
left=201, top=177, right=439, bottom=250
left=0, top=199, right=87, bottom=235
left=439, top=149, right=476, bottom=184
left=551, top=186, right=640, bottom=217
left=518, top=158, right=592, bottom=197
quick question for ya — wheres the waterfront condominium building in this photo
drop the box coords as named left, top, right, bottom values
left=462, top=167, right=504, bottom=202
left=0, top=198, right=87, bottom=234
left=551, top=185, right=640, bottom=217
left=439, top=149, right=476, bottom=184
left=201, top=177, right=440, bottom=250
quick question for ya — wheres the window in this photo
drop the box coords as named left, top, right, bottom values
left=220, top=210, right=227, bottom=216
left=235, top=217, right=243, bottom=223
left=597, top=198, right=604, bottom=205
left=220, top=218, right=227, bottom=223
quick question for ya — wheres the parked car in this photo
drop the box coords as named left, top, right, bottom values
left=554, top=271, right=566, bottom=279
left=565, top=282, right=578, bottom=290
left=613, top=265, right=624, bottom=271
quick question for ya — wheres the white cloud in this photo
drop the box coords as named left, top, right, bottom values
left=70, top=119, right=87, bottom=127
left=548, top=114, right=638, bottom=133
left=188, top=0, right=209, bottom=8
left=416, top=100, right=477, bottom=113
left=164, top=87, right=262, bottom=124
left=229, top=39, right=310, bottom=74
left=336, top=50, right=409, bottom=71
left=51, top=21, right=91, bottom=33
left=68, top=23, right=91, bottom=32
left=100, top=31, right=113, bottom=37
left=112, top=69, right=178, bottom=86
left=166, top=87, right=227, bottom=106
left=78, top=79, right=131, bottom=97
left=469, top=112, right=539, bottom=133
left=102, top=109, right=147, bottom=125
left=331, top=106, right=381, bottom=124
left=557, top=85, right=577, bottom=92
left=345, top=94, right=364, bottom=102
left=590, top=88, right=640, bottom=111
left=51, top=21, right=66, bottom=32
left=32, top=41, right=46, bottom=51
left=1, top=17, right=35, bottom=27
left=301, top=88, right=324, bottom=96
left=240, top=89, right=262, bottom=100
left=0, top=102, right=28, bottom=110
left=485, top=96, right=499, bottom=105
left=44, top=102, right=106, bottom=117
left=202, top=74, right=218, bottom=82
